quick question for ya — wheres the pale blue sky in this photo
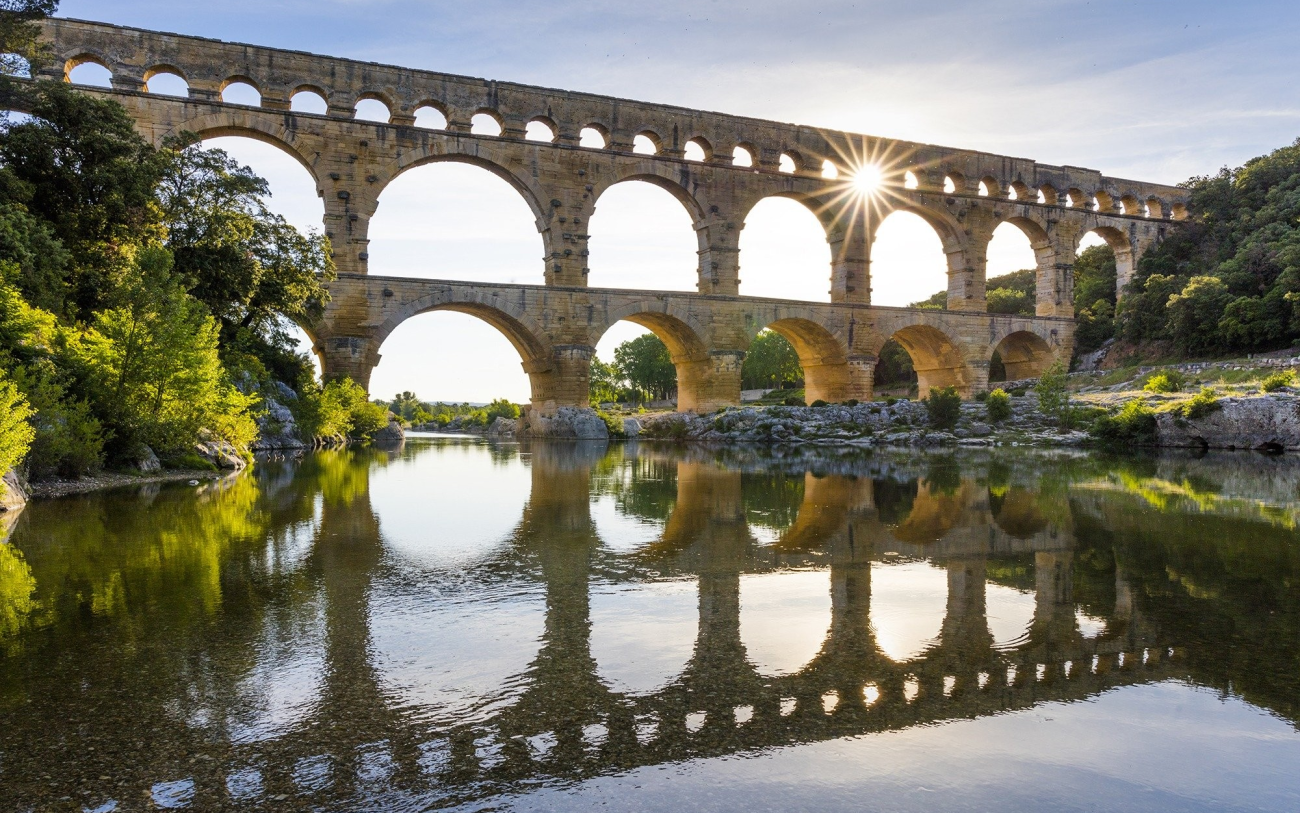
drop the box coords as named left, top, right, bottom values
left=56, top=1, right=1300, bottom=402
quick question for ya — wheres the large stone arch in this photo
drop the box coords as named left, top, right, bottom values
left=989, top=328, right=1056, bottom=383
left=735, top=192, right=836, bottom=301
left=383, top=146, right=552, bottom=227
left=1079, top=224, right=1136, bottom=295
left=752, top=315, right=870, bottom=404
left=154, top=113, right=324, bottom=186
left=371, top=290, right=559, bottom=409
left=590, top=301, right=725, bottom=412
left=870, top=322, right=974, bottom=397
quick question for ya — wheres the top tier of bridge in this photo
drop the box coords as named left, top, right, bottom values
left=38, top=17, right=1184, bottom=214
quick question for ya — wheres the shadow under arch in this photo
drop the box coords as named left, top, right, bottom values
left=760, top=317, right=852, bottom=405
left=876, top=323, right=971, bottom=397
left=991, top=329, right=1054, bottom=383
left=592, top=305, right=713, bottom=412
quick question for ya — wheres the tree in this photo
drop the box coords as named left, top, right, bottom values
left=67, top=246, right=256, bottom=457
left=0, top=82, right=166, bottom=318
left=0, top=370, right=34, bottom=489
left=0, top=1, right=57, bottom=79
left=1035, top=359, right=1069, bottom=425
left=156, top=136, right=334, bottom=386
left=589, top=357, right=621, bottom=404
left=741, top=330, right=802, bottom=389
left=614, top=333, right=676, bottom=402
left=1166, top=275, right=1231, bottom=357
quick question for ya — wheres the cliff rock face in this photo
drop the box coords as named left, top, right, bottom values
left=1157, top=395, right=1300, bottom=451
left=486, top=417, right=518, bottom=437
left=519, top=407, right=610, bottom=439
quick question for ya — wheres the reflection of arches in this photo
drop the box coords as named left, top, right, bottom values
left=588, top=179, right=700, bottom=291
left=880, top=324, right=969, bottom=397
left=592, top=307, right=711, bottom=411
left=738, top=196, right=832, bottom=301
left=761, top=318, right=848, bottom=405
left=989, top=487, right=1048, bottom=538
left=892, top=480, right=968, bottom=544
left=873, top=478, right=918, bottom=525
left=990, top=330, right=1053, bottom=382
left=370, top=159, right=545, bottom=283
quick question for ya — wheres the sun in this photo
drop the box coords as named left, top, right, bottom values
left=853, top=164, right=884, bottom=196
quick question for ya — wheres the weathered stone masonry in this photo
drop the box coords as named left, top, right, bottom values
left=28, top=18, right=1189, bottom=413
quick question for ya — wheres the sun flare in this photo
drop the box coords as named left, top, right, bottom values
left=853, top=164, right=884, bottom=196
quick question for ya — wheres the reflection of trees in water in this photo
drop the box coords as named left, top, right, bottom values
left=873, top=477, right=918, bottom=525
left=740, top=470, right=805, bottom=534
left=602, top=457, right=678, bottom=523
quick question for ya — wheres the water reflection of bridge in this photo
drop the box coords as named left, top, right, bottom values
left=222, top=444, right=1178, bottom=808
left=0, top=443, right=1185, bottom=810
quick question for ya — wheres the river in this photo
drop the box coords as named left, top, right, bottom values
left=1, top=436, right=1298, bottom=811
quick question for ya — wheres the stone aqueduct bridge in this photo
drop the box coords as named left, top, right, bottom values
left=34, top=19, right=1189, bottom=411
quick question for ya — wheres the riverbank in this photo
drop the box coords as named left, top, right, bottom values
left=25, top=468, right=233, bottom=500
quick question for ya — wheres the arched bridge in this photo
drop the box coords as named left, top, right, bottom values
left=27, top=18, right=1189, bottom=412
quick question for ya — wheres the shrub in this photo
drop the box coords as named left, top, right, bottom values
left=783, top=396, right=804, bottom=406
left=843, top=399, right=859, bottom=407
left=1261, top=370, right=1295, bottom=392
left=1035, top=360, right=1069, bottom=423
left=810, top=399, right=829, bottom=408
left=925, top=386, right=962, bottom=430
left=1177, top=387, right=1222, bottom=420
left=1143, top=370, right=1185, bottom=393
left=0, top=375, right=35, bottom=492
left=974, top=390, right=989, bottom=402
left=9, top=363, right=104, bottom=480
left=595, top=408, right=625, bottom=437
left=985, top=388, right=1012, bottom=422
left=484, top=398, right=521, bottom=422
left=1091, top=401, right=1158, bottom=445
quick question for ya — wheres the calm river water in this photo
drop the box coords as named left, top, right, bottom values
left=2, top=436, right=1299, bottom=812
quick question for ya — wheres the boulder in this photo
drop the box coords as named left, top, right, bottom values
left=372, top=418, right=406, bottom=448
left=520, top=407, right=610, bottom=439
left=1, top=468, right=28, bottom=512
left=128, top=444, right=161, bottom=474
left=195, top=431, right=247, bottom=471
left=622, top=418, right=642, bottom=438
left=1157, top=394, right=1300, bottom=451
left=486, top=416, right=518, bottom=437
left=251, top=395, right=308, bottom=451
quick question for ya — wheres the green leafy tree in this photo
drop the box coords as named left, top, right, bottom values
left=484, top=398, right=520, bottom=422
left=614, top=333, right=676, bottom=402
left=0, top=82, right=166, bottom=318
left=589, top=357, right=621, bottom=404
left=1166, top=275, right=1231, bottom=357
left=1035, top=359, right=1069, bottom=425
left=155, top=136, right=334, bottom=384
left=67, top=246, right=256, bottom=456
left=0, top=370, right=34, bottom=489
left=741, top=330, right=803, bottom=390
left=0, top=1, right=57, bottom=79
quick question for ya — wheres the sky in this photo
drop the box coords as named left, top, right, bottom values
left=55, top=0, right=1300, bottom=403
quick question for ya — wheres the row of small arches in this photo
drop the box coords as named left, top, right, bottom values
left=61, top=55, right=1185, bottom=220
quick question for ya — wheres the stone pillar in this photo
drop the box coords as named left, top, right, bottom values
left=525, top=345, right=592, bottom=414
left=319, top=335, right=380, bottom=388
left=697, top=219, right=741, bottom=296
left=676, top=350, right=743, bottom=413
left=1036, top=223, right=1080, bottom=319
left=541, top=186, right=591, bottom=287
left=320, top=178, right=377, bottom=277
left=946, top=217, right=995, bottom=313
left=829, top=217, right=870, bottom=305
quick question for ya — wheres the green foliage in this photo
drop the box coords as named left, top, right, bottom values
left=1116, top=137, right=1300, bottom=358
left=0, top=371, right=34, bottom=489
left=614, top=333, right=676, bottom=402
left=1262, top=370, right=1296, bottom=392
left=0, top=1, right=57, bottom=79
left=589, top=357, right=621, bottom=404
left=1035, top=359, right=1069, bottom=424
left=1073, top=245, right=1118, bottom=354
left=985, top=269, right=1036, bottom=316
left=873, top=339, right=916, bottom=389
left=1091, top=401, right=1158, bottom=446
left=985, top=388, right=1012, bottom=422
left=1177, top=387, right=1222, bottom=420
left=484, top=398, right=520, bottom=422
left=925, top=386, right=962, bottom=430
left=65, top=247, right=257, bottom=457
left=810, top=399, right=829, bottom=408
left=741, top=330, right=802, bottom=390
left=297, top=378, right=388, bottom=441
left=595, top=408, right=625, bottom=437
left=8, top=362, right=102, bottom=479
left=1143, top=369, right=1186, bottom=393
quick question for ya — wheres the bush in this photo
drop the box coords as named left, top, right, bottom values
left=783, top=396, right=804, bottom=406
left=296, top=377, right=389, bottom=441
left=9, top=363, right=104, bottom=480
left=1035, top=360, right=1069, bottom=423
left=985, top=388, right=1012, bottom=422
left=1261, top=370, right=1296, bottom=392
left=925, top=386, right=962, bottom=430
left=595, top=408, right=625, bottom=437
left=810, top=399, right=829, bottom=408
left=1177, top=387, right=1222, bottom=420
left=843, top=399, right=859, bottom=407
left=1091, top=401, right=1158, bottom=445
left=484, top=398, right=521, bottom=422
left=1143, top=370, right=1185, bottom=393
left=0, top=374, right=35, bottom=491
